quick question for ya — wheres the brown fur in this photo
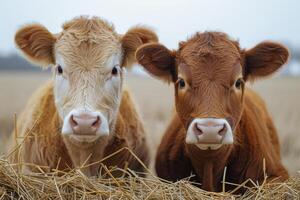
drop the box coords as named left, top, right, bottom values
left=10, top=16, right=157, bottom=176
left=136, top=31, right=289, bottom=192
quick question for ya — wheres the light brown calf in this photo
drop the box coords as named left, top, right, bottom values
left=136, top=32, right=289, bottom=192
left=9, top=16, right=158, bottom=176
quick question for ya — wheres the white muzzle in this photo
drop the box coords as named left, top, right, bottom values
left=186, top=118, right=233, bottom=150
left=61, top=109, right=109, bottom=142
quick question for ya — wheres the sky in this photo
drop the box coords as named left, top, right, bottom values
left=1, top=0, right=300, bottom=55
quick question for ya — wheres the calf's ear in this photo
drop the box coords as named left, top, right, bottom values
left=121, top=26, right=158, bottom=67
left=136, top=43, right=176, bottom=82
left=244, top=42, right=289, bottom=80
left=15, top=24, right=56, bottom=67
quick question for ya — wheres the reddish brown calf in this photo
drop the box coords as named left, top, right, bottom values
left=136, top=32, right=289, bottom=192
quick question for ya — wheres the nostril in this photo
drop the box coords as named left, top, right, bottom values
left=194, top=123, right=203, bottom=135
left=70, top=115, right=78, bottom=126
left=92, top=116, right=101, bottom=128
left=218, top=124, right=227, bottom=136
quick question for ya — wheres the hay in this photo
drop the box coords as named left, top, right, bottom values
left=1, top=116, right=299, bottom=199
left=0, top=156, right=299, bottom=200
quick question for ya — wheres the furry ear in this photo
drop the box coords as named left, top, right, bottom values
left=15, top=24, right=56, bottom=67
left=121, top=26, right=158, bottom=67
left=136, top=43, right=176, bottom=82
left=244, top=42, right=289, bottom=80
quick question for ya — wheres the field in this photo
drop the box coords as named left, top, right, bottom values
left=0, top=71, right=299, bottom=177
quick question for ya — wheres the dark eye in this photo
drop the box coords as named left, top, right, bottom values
left=178, top=78, right=186, bottom=89
left=57, top=65, right=63, bottom=75
left=111, top=66, right=118, bottom=76
left=235, top=78, right=243, bottom=89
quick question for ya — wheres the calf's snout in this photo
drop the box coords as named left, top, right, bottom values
left=193, top=121, right=227, bottom=143
left=186, top=118, right=233, bottom=148
left=70, top=113, right=101, bottom=135
left=61, top=109, right=110, bottom=139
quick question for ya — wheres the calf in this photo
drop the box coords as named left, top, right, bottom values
left=136, top=32, right=289, bottom=191
left=9, top=16, right=158, bottom=176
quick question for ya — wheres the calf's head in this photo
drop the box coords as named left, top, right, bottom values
left=15, top=16, right=157, bottom=143
left=137, top=32, right=288, bottom=150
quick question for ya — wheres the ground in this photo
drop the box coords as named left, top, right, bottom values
left=0, top=71, right=299, bottom=175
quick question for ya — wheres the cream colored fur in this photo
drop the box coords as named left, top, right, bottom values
left=10, top=16, right=158, bottom=176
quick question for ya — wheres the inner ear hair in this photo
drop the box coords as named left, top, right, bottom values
left=15, top=24, right=56, bottom=67
left=244, top=41, right=289, bottom=81
left=136, top=43, right=177, bottom=82
left=121, top=26, right=158, bottom=67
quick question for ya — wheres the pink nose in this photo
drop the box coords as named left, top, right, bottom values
left=193, top=120, right=227, bottom=144
left=70, top=113, right=101, bottom=135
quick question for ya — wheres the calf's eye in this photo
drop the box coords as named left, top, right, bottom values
left=177, top=78, right=186, bottom=89
left=235, top=78, right=243, bottom=89
left=111, top=66, right=119, bottom=76
left=57, top=65, right=63, bottom=75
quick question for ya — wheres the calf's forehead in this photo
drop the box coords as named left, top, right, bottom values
left=55, top=40, right=122, bottom=71
left=54, top=17, right=122, bottom=70
left=177, top=33, right=242, bottom=86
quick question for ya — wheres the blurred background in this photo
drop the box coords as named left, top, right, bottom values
left=0, top=0, right=299, bottom=175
